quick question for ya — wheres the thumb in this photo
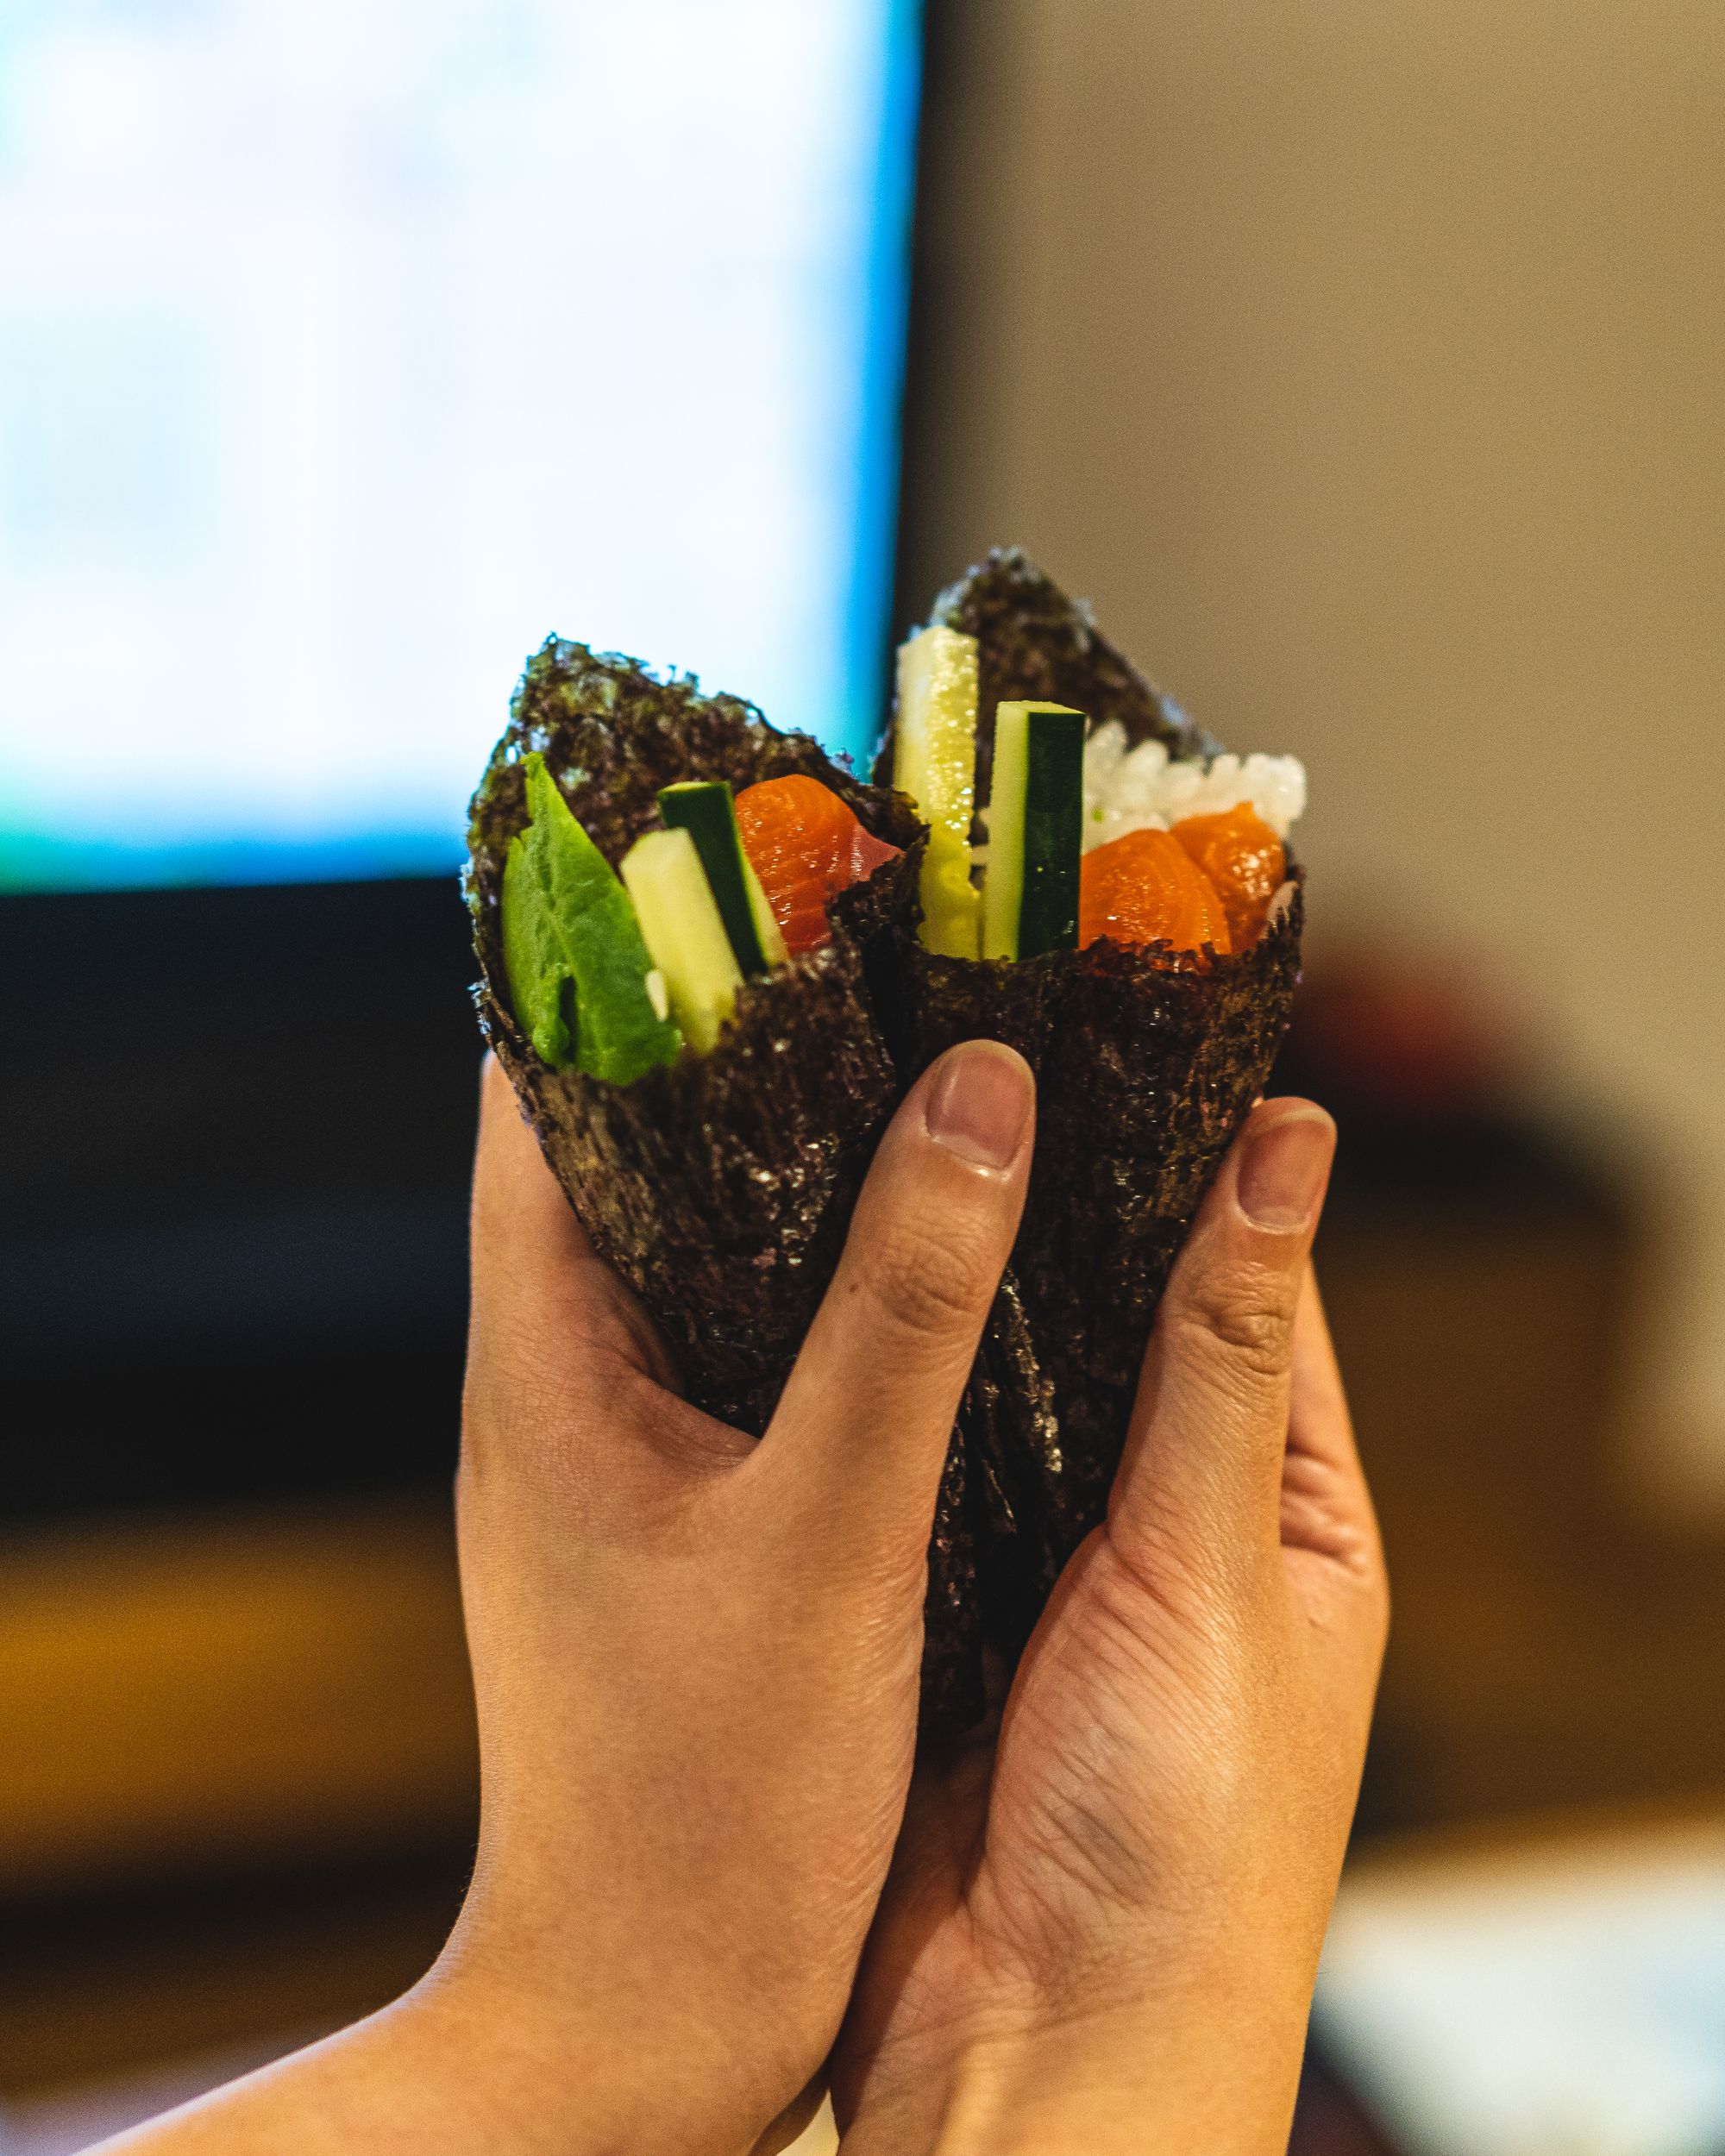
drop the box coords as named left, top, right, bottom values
left=1112, top=1098, right=1337, bottom=1574
left=760, top=1041, right=1034, bottom=1562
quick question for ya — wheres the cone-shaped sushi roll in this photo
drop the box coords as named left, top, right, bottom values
left=467, top=639, right=923, bottom=1425
left=878, top=549, right=1306, bottom=1705
left=467, top=639, right=994, bottom=1729
left=468, top=569, right=1305, bottom=1737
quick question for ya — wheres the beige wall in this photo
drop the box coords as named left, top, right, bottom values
left=906, top=0, right=1725, bottom=1505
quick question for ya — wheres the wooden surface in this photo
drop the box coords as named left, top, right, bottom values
left=0, top=1492, right=477, bottom=1896
left=1318, top=1202, right=1725, bottom=1831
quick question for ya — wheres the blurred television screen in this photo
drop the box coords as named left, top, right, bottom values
left=0, top=0, right=919, bottom=893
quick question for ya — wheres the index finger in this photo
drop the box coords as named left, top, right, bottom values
left=1280, top=1263, right=1384, bottom=1585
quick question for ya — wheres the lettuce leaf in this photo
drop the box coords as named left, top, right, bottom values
left=500, top=751, right=681, bottom=1083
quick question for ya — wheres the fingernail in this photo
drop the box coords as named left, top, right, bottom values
left=1236, top=1109, right=1334, bottom=1231
left=924, top=1043, right=1034, bottom=1171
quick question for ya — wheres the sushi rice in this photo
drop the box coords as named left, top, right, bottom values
left=978, top=720, right=1305, bottom=860
left=1081, top=720, right=1305, bottom=850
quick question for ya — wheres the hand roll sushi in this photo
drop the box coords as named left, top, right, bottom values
left=467, top=554, right=1307, bottom=1737
left=467, top=640, right=923, bottom=1438
left=876, top=549, right=1306, bottom=1702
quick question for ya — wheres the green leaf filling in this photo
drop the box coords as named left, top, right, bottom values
left=501, top=751, right=682, bottom=1083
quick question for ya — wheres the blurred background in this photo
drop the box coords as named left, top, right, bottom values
left=3, top=2, right=1723, bottom=2150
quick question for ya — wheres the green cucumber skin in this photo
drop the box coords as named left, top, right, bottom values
left=981, top=700, right=1027, bottom=961
left=1018, top=709, right=1085, bottom=956
left=656, top=780, right=771, bottom=977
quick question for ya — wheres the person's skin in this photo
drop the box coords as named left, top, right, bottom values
left=96, top=1041, right=1039, bottom=2156
left=831, top=1112, right=1389, bottom=2153
left=94, top=1045, right=1383, bottom=2156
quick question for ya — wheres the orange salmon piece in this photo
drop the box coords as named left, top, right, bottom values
left=1171, top=803, right=1285, bottom=949
left=1078, top=826, right=1232, bottom=957
left=734, top=775, right=902, bottom=955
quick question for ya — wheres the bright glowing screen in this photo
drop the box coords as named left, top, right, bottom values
left=0, top=0, right=919, bottom=888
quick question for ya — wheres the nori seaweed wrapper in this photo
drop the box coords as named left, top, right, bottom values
left=467, top=640, right=929, bottom=1426
left=875, top=542, right=1220, bottom=800
left=468, top=640, right=996, bottom=1729
left=880, top=551, right=1305, bottom=1714
left=467, top=565, right=1303, bottom=1739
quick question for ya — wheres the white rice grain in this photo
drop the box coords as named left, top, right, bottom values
left=1081, top=719, right=1305, bottom=850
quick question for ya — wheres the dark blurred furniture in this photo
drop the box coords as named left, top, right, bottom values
left=3, top=876, right=480, bottom=1521
left=3, top=878, right=484, bottom=2088
left=1312, top=1107, right=1725, bottom=1831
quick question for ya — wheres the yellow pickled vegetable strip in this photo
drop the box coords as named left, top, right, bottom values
left=894, top=624, right=981, bottom=958
left=619, top=827, right=741, bottom=1056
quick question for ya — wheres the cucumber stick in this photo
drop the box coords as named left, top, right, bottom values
left=620, top=827, right=743, bottom=1055
left=894, top=624, right=982, bottom=958
left=982, top=702, right=1086, bottom=960
left=656, top=780, right=787, bottom=975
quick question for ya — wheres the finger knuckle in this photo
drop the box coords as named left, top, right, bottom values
left=861, top=1219, right=994, bottom=1344
left=1179, top=1269, right=1298, bottom=1382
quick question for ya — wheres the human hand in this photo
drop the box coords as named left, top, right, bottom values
left=831, top=1100, right=1387, bottom=2155
left=436, top=1044, right=1037, bottom=2155
left=94, top=1042, right=1035, bottom=2156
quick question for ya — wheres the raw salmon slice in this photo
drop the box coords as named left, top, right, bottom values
left=1171, top=803, right=1285, bottom=950
left=1078, top=826, right=1232, bottom=956
left=735, top=775, right=902, bottom=955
